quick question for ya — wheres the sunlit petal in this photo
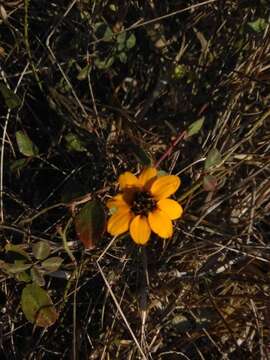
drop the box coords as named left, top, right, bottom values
left=148, top=209, right=173, bottom=238
left=130, top=215, right=151, bottom=245
left=157, top=199, right=183, bottom=220
left=106, top=194, right=129, bottom=210
left=107, top=209, right=133, bottom=236
left=118, top=172, right=140, bottom=190
left=150, top=175, right=180, bottom=200
left=138, top=167, right=157, bottom=189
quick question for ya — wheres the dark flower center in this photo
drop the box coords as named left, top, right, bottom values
left=131, top=191, right=156, bottom=216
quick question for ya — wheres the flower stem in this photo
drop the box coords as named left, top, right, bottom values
left=139, top=247, right=149, bottom=311
left=154, top=130, right=187, bottom=168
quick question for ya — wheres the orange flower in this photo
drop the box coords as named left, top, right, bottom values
left=106, top=167, right=183, bottom=245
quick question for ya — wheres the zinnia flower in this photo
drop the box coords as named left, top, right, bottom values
left=106, top=167, right=183, bottom=245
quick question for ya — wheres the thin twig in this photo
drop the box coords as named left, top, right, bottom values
left=97, top=236, right=148, bottom=360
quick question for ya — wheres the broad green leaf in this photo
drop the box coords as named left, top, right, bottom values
left=0, top=83, right=21, bottom=109
left=6, top=261, right=32, bottom=274
left=204, top=148, right=222, bottom=170
left=16, top=131, right=39, bottom=157
left=41, top=257, right=64, bottom=272
left=33, top=241, right=51, bottom=261
left=21, top=283, right=58, bottom=327
left=75, top=199, right=106, bottom=249
left=126, top=33, right=136, bottom=49
left=5, top=243, right=31, bottom=261
left=65, top=133, right=87, bottom=152
left=31, top=267, right=45, bottom=286
left=187, top=118, right=204, bottom=137
left=248, top=18, right=267, bottom=33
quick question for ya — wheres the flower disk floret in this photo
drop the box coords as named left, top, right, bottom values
left=106, top=167, right=183, bottom=245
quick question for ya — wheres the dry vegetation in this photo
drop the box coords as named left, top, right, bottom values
left=0, top=0, right=270, bottom=359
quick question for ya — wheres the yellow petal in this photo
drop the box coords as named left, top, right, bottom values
left=106, top=194, right=128, bottom=210
left=130, top=215, right=151, bottom=245
left=138, top=167, right=157, bottom=189
left=118, top=172, right=139, bottom=190
left=157, top=199, right=183, bottom=220
left=107, top=209, right=133, bottom=236
left=150, top=175, right=180, bottom=200
left=148, top=209, right=173, bottom=238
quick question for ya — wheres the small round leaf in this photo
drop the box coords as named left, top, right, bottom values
left=41, top=257, right=64, bottom=272
left=33, top=241, right=51, bottom=261
left=16, top=131, right=39, bottom=157
left=75, top=199, right=106, bottom=249
left=204, top=148, right=222, bottom=170
left=21, top=283, right=58, bottom=328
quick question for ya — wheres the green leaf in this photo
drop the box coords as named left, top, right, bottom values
left=77, top=64, right=91, bottom=80
left=94, top=56, right=114, bottom=70
left=5, top=243, right=31, bottom=261
left=118, top=52, right=127, bottom=63
left=126, top=33, right=136, bottom=49
left=75, top=199, right=106, bottom=249
left=187, top=118, right=204, bottom=137
left=204, top=148, right=222, bottom=170
left=16, top=271, right=32, bottom=283
left=116, top=32, right=126, bottom=44
left=10, top=158, right=29, bottom=172
left=248, top=18, right=267, bottom=33
left=0, top=260, right=31, bottom=281
left=6, top=261, right=32, bottom=274
left=16, top=131, right=39, bottom=157
left=21, top=283, right=58, bottom=327
left=31, top=267, right=45, bottom=287
left=103, top=26, right=114, bottom=42
left=65, top=133, right=87, bottom=152
left=33, top=241, right=51, bottom=261
left=41, top=257, right=64, bottom=272
left=117, top=42, right=125, bottom=51
left=95, top=22, right=113, bottom=42
left=0, top=83, right=21, bottom=109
